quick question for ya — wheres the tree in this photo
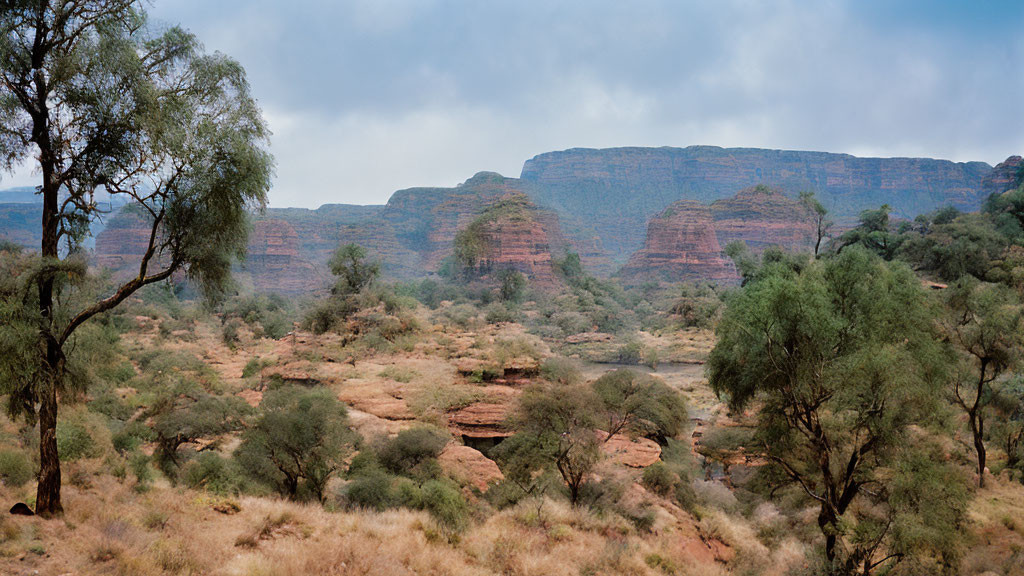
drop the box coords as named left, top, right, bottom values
left=799, top=191, right=832, bottom=257
left=0, top=2, right=272, bottom=516
left=942, top=278, right=1024, bottom=487
left=502, top=383, right=603, bottom=505
left=235, top=386, right=355, bottom=502
left=591, top=369, right=686, bottom=443
left=708, top=248, right=967, bottom=574
left=148, top=384, right=251, bottom=476
left=329, top=243, right=380, bottom=297
left=836, top=205, right=896, bottom=258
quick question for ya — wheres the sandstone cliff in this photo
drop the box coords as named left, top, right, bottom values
left=619, top=200, right=736, bottom=285
left=244, top=219, right=323, bottom=295
left=453, top=193, right=568, bottom=288
left=521, top=146, right=996, bottom=264
left=709, top=185, right=815, bottom=251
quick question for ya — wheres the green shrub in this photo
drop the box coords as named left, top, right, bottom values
left=378, top=427, right=447, bottom=479
left=345, top=470, right=394, bottom=511
left=615, top=341, right=644, bottom=364
left=111, top=421, right=151, bottom=455
left=641, top=461, right=677, bottom=497
left=57, top=420, right=95, bottom=461
left=130, top=452, right=153, bottom=490
left=421, top=480, right=469, bottom=535
left=485, top=302, right=517, bottom=324
left=0, top=450, right=34, bottom=487
left=182, top=452, right=241, bottom=495
left=540, top=357, right=582, bottom=386
left=241, top=357, right=264, bottom=379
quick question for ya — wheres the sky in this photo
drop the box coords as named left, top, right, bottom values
left=5, top=0, right=1024, bottom=207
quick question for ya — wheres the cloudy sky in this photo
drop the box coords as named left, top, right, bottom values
left=7, top=0, right=1024, bottom=207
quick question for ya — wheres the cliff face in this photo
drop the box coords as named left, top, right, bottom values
left=709, top=185, right=815, bottom=251
left=93, top=208, right=171, bottom=278
left=245, top=219, right=323, bottom=295
left=455, top=193, right=568, bottom=288
left=619, top=200, right=736, bottom=285
left=521, top=146, right=995, bottom=264
left=981, top=156, right=1023, bottom=198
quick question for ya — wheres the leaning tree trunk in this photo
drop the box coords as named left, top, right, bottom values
left=969, top=410, right=986, bottom=488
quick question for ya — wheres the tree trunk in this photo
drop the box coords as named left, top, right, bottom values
left=34, top=94, right=63, bottom=516
left=970, top=410, right=986, bottom=488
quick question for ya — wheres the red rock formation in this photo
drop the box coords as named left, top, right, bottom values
left=245, top=219, right=323, bottom=295
left=456, top=193, right=568, bottom=288
left=438, top=444, right=504, bottom=491
left=709, top=185, right=815, bottom=251
left=448, top=402, right=512, bottom=439
left=619, top=200, right=737, bottom=284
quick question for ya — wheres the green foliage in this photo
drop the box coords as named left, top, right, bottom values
left=235, top=386, right=356, bottom=502
left=499, top=382, right=603, bottom=505
left=540, top=357, right=583, bottom=386
left=377, top=427, right=448, bottom=480
left=329, top=244, right=380, bottom=297
left=592, top=369, right=687, bottom=441
left=221, top=294, right=293, bottom=340
left=149, top=384, right=251, bottom=476
left=182, top=452, right=243, bottom=495
left=56, top=420, right=96, bottom=461
left=498, top=270, right=528, bottom=303
left=421, top=479, right=469, bottom=535
left=708, top=247, right=965, bottom=573
left=0, top=449, right=34, bottom=487
left=641, top=461, right=677, bottom=497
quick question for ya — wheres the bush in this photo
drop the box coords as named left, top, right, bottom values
left=182, top=452, right=242, bottom=495
left=540, top=357, right=582, bottom=386
left=616, top=341, right=644, bottom=364
left=485, top=302, right=517, bottom=324
left=422, top=480, right=469, bottom=535
left=235, top=386, right=356, bottom=502
left=641, top=461, right=677, bottom=497
left=345, top=470, right=394, bottom=511
left=378, top=427, right=448, bottom=479
left=0, top=450, right=34, bottom=487
left=57, top=420, right=96, bottom=461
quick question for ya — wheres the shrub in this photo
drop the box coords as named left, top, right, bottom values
left=540, top=357, right=582, bottom=386
left=422, top=480, right=469, bottom=535
left=0, top=450, right=34, bottom=487
left=641, top=461, right=677, bottom=497
left=221, top=318, right=242, bottom=348
left=241, top=357, right=264, bottom=378
left=182, top=452, right=241, bottom=495
left=378, top=427, right=448, bottom=479
left=616, top=341, right=644, bottom=364
left=345, top=470, right=394, bottom=511
left=130, top=452, right=153, bottom=490
left=485, top=302, right=517, bottom=324
left=235, top=386, right=356, bottom=502
left=57, top=420, right=96, bottom=461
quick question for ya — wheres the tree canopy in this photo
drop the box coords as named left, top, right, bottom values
left=0, top=0, right=273, bottom=516
left=709, top=247, right=967, bottom=574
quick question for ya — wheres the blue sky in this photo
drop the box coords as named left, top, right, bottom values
left=7, top=1, right=1024, bottom=207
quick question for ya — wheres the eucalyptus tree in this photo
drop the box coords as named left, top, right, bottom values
left=709, top=248, right=967, bottom=575
left=0, top=1, right=273, bottom=516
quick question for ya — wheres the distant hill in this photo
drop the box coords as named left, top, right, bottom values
left=0, top=187, right=39, bottom=203
left=520, top=146, right=996, bottom=264
left=4, top=146, right=1020, bottom=293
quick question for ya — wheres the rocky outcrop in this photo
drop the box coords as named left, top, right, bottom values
left=981, top=156, right=1023, bottom=198
left=597, top=430, right=662, bottom=468
left=521, top=146, right=997, bottom=264
left=438, top=444, right=504, bottom=491
left=245, top=219, right=323, bottom=295
left=619, top=200, right=736, bottom=284
left=709, top=185, right=815, bottom=251
left=448, top=402, right=512, bottom=439
left=454, top=193, right=568, bottom=288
